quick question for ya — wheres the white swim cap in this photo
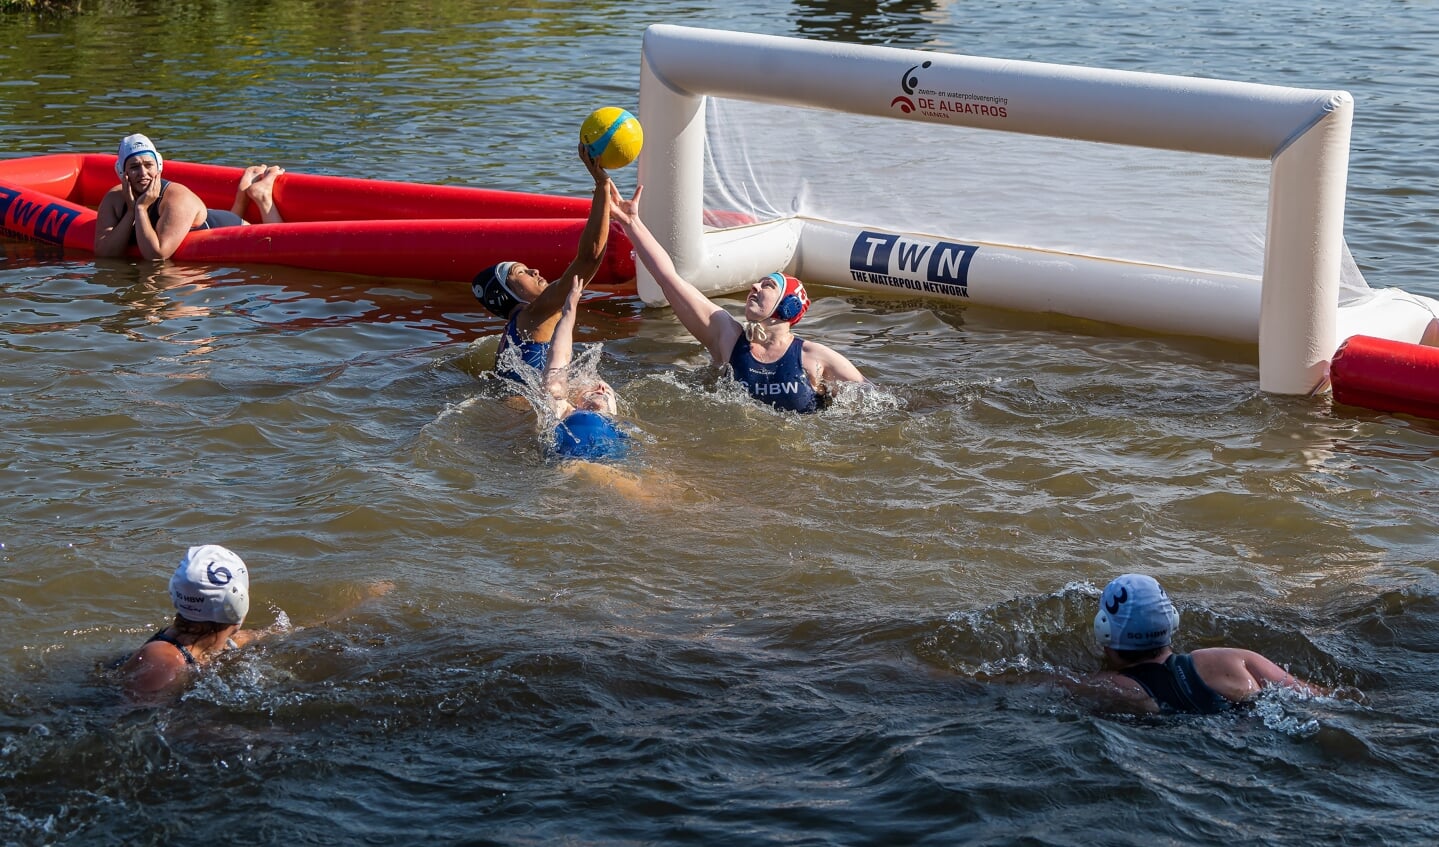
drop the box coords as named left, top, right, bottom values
left=116, top=133, right=163, bottom=176
left=1093, top=573, right=1179, bottom=650
left=169, top=545, right=249, bottom=624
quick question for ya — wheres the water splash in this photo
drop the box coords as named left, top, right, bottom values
left=493, top=339, right=618, bottom=452
left=1250, top=687, right=1322, bottom=738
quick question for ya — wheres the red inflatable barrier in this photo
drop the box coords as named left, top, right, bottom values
left=1330, top=334, right=1439, bottom=420
left=0, top=153, right=635, bottom=287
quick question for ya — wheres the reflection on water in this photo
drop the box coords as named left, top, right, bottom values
left=98, top=262, right=227, bottom=351
left=790, top=0, right=946, bottom=43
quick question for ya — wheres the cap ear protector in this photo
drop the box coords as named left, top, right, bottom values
left=1092, top=604, right=1118, bottom=647
left=472, top=261, right=523, bottom=318
left=170, top=544, right=250, bottom=624
left=767, top=273, right=810, bottom=325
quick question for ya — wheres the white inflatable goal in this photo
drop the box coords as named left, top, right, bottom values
left=634, top=25, right=1438, bottom=394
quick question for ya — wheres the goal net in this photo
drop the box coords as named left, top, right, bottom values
left=636, top=25, right=1361, bottom=393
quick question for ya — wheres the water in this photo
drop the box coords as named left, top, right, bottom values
left=2, top=1, right=1438, bottom=844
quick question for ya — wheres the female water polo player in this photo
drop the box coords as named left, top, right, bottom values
left=119, top=544, right=393, bottom=701
left=119, top=544, right=266, bottom=697
left=607, top=183, right=866, bottom=413
left=537, top=274, right=697, bottom=506
left=472, top=144, right=614, bottom=385
left=1083, top=573, right=1333, bottom=715
left=543, top=275, right=630, bottom=463
left=96, top=133, right=285, bottom=260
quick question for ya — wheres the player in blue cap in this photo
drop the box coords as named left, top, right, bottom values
left=543, top=275, right=630, bottom=463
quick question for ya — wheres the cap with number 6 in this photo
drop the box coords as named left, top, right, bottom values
left=169, top=544, right=250, bottom=624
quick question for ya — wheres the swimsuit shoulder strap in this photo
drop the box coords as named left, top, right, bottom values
left=146, top=180, right=172, bottom=227
left=145, top=629, right=198, bottom=666
left=1166, top=653, right=1230, bottom=714
left=1119, top=654, right=1230, bottom=714
left=1117, top=661, right=1166, bottom=701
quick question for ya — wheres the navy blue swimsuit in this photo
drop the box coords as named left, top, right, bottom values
left=142, top=629, right=239, bottom=665
left=146, top=630, right=197, bottom=665
left=1119, top=653, right=1231, bottom=715
left=199, top=208, right=245, bottom=229
left=495, top=311, right=551, bottom=385
left=728, top=336, right=819, bottom=414
left=145, top=180, right=245, bottom=234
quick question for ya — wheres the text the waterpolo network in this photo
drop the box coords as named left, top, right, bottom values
left=848, top=230, right=976, bottom=298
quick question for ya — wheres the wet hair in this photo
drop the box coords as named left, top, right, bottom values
left=172, top=614, right=232, bottom=637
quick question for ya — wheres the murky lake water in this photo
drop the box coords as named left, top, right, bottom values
left=2, top=1, right=1437, bottom=843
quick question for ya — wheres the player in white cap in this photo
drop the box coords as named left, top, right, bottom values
left=1089, top=573, right=1329, bottom=714
left=95, top=133, right=285, bottom=260
left=119, top=544, right=264, bottom=697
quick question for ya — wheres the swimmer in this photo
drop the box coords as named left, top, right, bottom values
left=544, top=274, right=630, bottom=463
left=95, top=133, right=286, bottom=260
left=1083, top=574, right=1331, bottom=715
left=607, top=183, right=867, bottom=413
left=471, top=143, right=613, bottom=385
left=119, top=544, right=391, bottom=701
left=534, top=274, right=697, bottom=506
left=119, top=544, right=267, bottom=698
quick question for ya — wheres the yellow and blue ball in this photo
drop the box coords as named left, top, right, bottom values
left=580, top=107, right=643, bottom=170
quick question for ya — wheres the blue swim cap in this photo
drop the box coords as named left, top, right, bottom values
left=553, top=410, right=630, bottom=462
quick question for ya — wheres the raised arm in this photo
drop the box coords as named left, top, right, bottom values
left=607, top=182, right=742, bottom=364
left=544, top=276, right=585, bottom=418
left=518, top=145, right=612, bottom=335
left=558, top=144, right=613, bottom=287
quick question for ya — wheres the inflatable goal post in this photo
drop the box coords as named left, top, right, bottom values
left=635, top=24, right=1356, bottom=394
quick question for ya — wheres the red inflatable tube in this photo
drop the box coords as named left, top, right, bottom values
left=0, top=154, right=635, bottom=287
left=1330, top=334, right=1439, bottom=420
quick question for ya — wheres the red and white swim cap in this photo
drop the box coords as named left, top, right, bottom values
left=766, top=273, right=810, bottom=325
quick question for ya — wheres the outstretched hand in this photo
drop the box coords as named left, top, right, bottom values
left=606, top=181, right=642, bottom=227
left=560, top=274, right=585, bottom=317
left=579, top=142, right=610, bottom=186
